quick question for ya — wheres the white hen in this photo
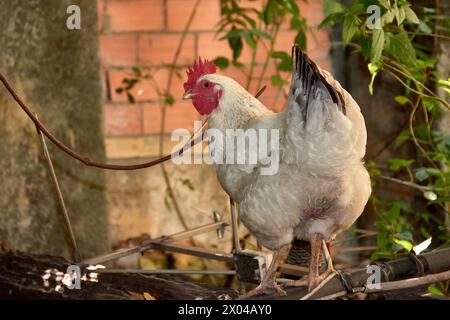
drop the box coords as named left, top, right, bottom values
left=183, top=45, right=371, bottom=297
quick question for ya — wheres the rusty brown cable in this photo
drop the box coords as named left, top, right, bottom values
left=0, top=71, right=266, bottom=170
left=0, top=72, right=190, bottom=170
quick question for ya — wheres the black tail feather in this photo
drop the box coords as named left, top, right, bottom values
left=291, top=44, right=345, bottom=114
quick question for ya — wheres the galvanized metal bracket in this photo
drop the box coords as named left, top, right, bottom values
left=234, top=249, right=271, bottom=284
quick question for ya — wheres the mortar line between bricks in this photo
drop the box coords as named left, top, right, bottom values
left=163, top=0, right=168, bottom=30
left=135, top=33, right=140, bottom=65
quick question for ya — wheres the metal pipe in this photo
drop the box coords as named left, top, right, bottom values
left=158, top=220, right=229, bottom=243
left=83, top=220, right=229, bottom=265
left=34, top=115, right=81, bottom=263
left=95, top=268, right=236, bottom=275
left=148, top=242, right=234, bottom=263
left=229, top=198, right=240, bottom=253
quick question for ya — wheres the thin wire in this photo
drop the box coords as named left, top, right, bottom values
left=0, top=72, right=266, bottom=171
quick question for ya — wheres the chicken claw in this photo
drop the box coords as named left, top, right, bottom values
left=237, top=282, right=287, bottom=300
left=237, top=243, right=291, bottom=299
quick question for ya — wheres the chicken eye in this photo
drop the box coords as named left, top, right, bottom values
left=204, top=82, right=209, bottom=88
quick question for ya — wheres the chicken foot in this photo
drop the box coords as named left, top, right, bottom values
left=237, top=243, right=291, bottom=299
left=284, top=233, right=336, bottom=292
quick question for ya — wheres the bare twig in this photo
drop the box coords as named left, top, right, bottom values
left=378, top=175, right=432, bottom=191
left=317, top=290, right=347, bottom=300
left=300, top=272, right=337, bottom=300
left=334, top=246, right=377, bottom=254
left=35, top=115, right=81, bottom=263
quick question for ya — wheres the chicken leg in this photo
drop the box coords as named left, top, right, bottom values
left=284, top=233, right=335, bottom=292
left=308, top=233, right=335, bottom=290
left=238, top=243, right=291, bottom=299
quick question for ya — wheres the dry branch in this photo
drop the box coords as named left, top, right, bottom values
left=0, top=250, right=237, bottom=300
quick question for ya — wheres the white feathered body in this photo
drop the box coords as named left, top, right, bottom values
left=202, top=61, right=371, bottom=251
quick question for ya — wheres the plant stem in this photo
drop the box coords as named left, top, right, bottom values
left=378, top=175, right=432, bottom=192
left=386, top=68, right=450, bottom=110
left=256, top=24, right=281, bottom=91
left=408, top=92, right=441, bottom=170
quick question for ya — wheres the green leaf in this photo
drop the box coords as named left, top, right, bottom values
left=232, top=60, right=243, bottom=68
left=404, top=6, right=420, bottom=24
left=228, top=36, right=243, bottom=61
left=437, top=78, right=450, bottom=87
left=242, top=31, right=256, bottom=49
left=393, top=238, right=413, bottom=252
left=388, top=158, right=415, bottom=171
left=395, top=231, right=413, bottom=241
left=164, top=193, right=171, bottom=210
left=127, top=92, right=135, bottom=103
left=368, top=62, right=381, bottom=95
left=378, top=0, right=390, bottom=10
left=290, top=16, right=302, bottom=29
left=418, top=21, right=432, bottom=34
left=271, top=51, right=290, bottom=60
left=271, top=51, right=292, bottom=72
left=421, top=96, right=439, bottom=112
left=248, top=29, right=272, bottom=40
left=132, top=67, right=141, bottom=77
left=165, top=94, right=174, bottom=106
left=423, top=167, right=443, bottom=177
left=371, top=29, right=385, bottom=64
left=343, top=14, right=360, bottom=44
left=323, top=0, right=345, bottom=15
left=285, top=0, right=299, bottom=16
left=382, top=9, right=395, bottom=25
left=415, top=169, right=429, bottom=181
left=358, top=34, right=372, bottom=59
left=318, top=12, right=345, bottom=29
left=385, top=31, right=417, bottom=67
left=276, top=60, right=292, bottom=72
left=431, top=195, right=450, bottom=204
left=123, top=78, right=139, bottom=90
left=271, top=75, right=285, bottom=86
left=294, top=31, right=307, bottom=49
left=385, top=204, right=401, bottom=221
left=392, top=4, right=400, bottom=24
left=220, top=28, right=242, bottom=40
left=349, top=3, right=365, bottom=15
left=179, top=178, right=195, bottom=191
left=427, top=284, right=445, bottom=297
left=263, top=0, right=277, bottom=25
left=242, top=14, right=256, bottom=28
left=394, top=130, right=410, bottom=148
left=213, top=56, right=230, bottom=69
left=396, top=5, right=406, bottom=25
left=394, top=95, right=410, bottom=105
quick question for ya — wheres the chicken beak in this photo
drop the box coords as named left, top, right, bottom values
left=183, top=90, right=193, bottom=100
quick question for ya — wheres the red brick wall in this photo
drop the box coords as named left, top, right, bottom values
left=98, top=0, right=330, bottom=159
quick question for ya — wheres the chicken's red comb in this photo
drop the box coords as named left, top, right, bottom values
left=184, top=57, right=217, bottom=92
